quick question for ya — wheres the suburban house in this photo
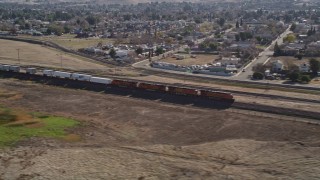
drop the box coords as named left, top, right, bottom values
left=272, top=60, right=284, bottom=72
left=281, top=43, right=305, bottom=56
left=299, top=63, right=310, bottom=72
left=220, top=57, right=241, bottom=66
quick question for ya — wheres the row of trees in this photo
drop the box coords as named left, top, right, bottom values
left=235, top=32, right=253, bottom=42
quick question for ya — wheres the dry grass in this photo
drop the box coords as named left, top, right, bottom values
left=63, top=134, right=81, bottom=142
left=162, top=54, right=219, bottom=66
left=20, top=34, right=115, bottom=50
left=0, top=88, right=21, bottom=98
left=0, top=39, right=109, bottom=70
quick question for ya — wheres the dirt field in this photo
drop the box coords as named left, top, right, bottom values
left=1, top=78, right=320, bottom=179
left=162, top=54, right=219, bottom=66
left=0, top=39, right=108, bottom=70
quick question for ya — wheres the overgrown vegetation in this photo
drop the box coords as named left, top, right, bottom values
left=0, top=107, right=79, bottom=147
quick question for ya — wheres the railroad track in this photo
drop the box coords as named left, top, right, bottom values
left=232, top=102, right=320, bottom=120
left=1, top=70, right=320, bottom=120
left=110, top=76, right=320, bottom=105
left=9, top=66, right=320, bottom=105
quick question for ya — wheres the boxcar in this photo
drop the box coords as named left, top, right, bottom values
left=200, top=90, right=234, bottom=101
left=111, top=79, right=138, bottom=88
left=167, top=86, right=198, bottom=96
left=90, top=77, right=112, bottom=85
left=137, top=82, right=167, bottom=92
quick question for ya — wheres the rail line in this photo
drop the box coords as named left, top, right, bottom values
left=1, top=71, right=320, bottom=121
left=8, top=65, right=320, bottom=105
left=3, top=64, right=320, bottom=105
left=110, top=76, right=320, bottom=105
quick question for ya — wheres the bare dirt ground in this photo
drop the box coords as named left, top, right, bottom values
left=0, top=39, right=108, bottom=70
left=161, top=54, right=219, bottom=66
left=0, top=78, right=320, bottom=179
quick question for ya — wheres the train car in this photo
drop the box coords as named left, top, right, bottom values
left=43, top=70, right=54, bottom=77
left=26, top=68, right=37, bottom=74
left=111, top=79, right=138, bottom=88
left=167, top=86, right=199, bottom=96
left=53, top=71, right=71, bottom=79
left=2, top=65, right=11, bottom=71
left=90, top=77, right=112, bottom=85
left=9, top=66, right=20, bottom=72
left=137, top=82, right=167, bottom=92
left=71, top=73, right=92, bottom=81
left=200, top=90, right=234, bottom=101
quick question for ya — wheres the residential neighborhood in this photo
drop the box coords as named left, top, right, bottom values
left=0, top=1, right=319, bottom=83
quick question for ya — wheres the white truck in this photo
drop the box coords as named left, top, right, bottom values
left=53, top=71, right=71, bottom=79
left=71, top=73, right=92, bottom=81
left=26, top=68, right=37, bottom=74
left=90, top=77, right=112, bottom=85
left=43, top=70, right=54, bottom=77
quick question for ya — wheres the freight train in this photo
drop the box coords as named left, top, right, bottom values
left=0, top=64, right=234, bottom=102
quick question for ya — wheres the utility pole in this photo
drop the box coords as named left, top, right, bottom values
left=60, top=53, right=63, bottom=68
left=16, top=49, right=20, bottom=64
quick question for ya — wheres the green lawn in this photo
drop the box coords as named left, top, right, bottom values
left=0, top=108, right=79, bottom=147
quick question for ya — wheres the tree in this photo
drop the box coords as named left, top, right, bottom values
left=24, top=23, right=31, bottom=30
left=236, top=21, right=240, bottom=28
left=209, top=43, right=218, bottom=51
left=109, top=48, right=116, bottom=59
left=86, top=15, right=97, bottom=26
left=155, top=47, right=164, bottom=56
left=63, top=26, right=71, bottom=34
left=289, top=72, right=301, bottom=82
left=295, top=53, right=303, bottom=60
left=273, top=42, right=282, bottom=56
left=235, top=34, right=240, bottom=42
left=240, top=19, right=243, bottom=26
left=283, top=34, right=296, bottom=43
left=47, top=25, right=64, bottom=36
left=184, top=48, right=190, bottom=54
left=239, top=32, right=253, bottom=41
left=253, top=72, right=264, bottom=80
left=290, top=23, right=296, bottom=31
left=218, top=18, right=225, bottom=27
left=301, top=75, right=311, bottom=83
left=252, top=63, right=267, bottom=73
left=309, top=58, right=320, bottom=76
left=135, top=46, right=143, bottom=55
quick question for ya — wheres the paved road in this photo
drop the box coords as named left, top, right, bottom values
left=232, top=26, right=292, bottom=80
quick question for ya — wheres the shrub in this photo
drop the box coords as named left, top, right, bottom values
left=289, top=72, right=301, bottom=82
left=301, top=75, right=311, bottom=83
left=253, top=72, right=264, bottom=80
